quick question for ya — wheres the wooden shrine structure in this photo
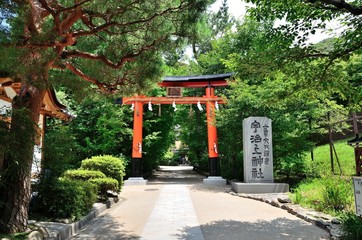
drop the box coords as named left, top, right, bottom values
left=0, top=77, right=70, bottom=172
left=122, top=73, right=232, bottom=183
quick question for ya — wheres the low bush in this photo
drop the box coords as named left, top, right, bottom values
left=340, top=211, right=362, bottom=240
left=322, top=177, right=353, bottom=211
left=89, top=177, right=118, bottom=196
left=81, top=155, right=126, bottom=190
left=63, top=169, right=106, bottom=181
left=290, top=176, right=354, bottom=214
left=37, top=178, right=97, bottom=221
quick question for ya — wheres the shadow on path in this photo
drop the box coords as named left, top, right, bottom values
left=147, top=165, right=205, bottom=185
left=70, top=214, right=141, bottom=240
left=175, top=219, right=328, bottom=240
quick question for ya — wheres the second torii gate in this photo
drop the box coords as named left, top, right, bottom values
left=122, top=73, right=232, bottom=185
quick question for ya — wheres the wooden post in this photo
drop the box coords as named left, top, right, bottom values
left=352, top=112, right=358, bottom=134
left=356, top=147, right=362, bottom=176
left=206, top=87, right=220, bottom=176
left=328, top=112, right=334, bottom=174
left=131, top=100, right=144, bottom=177
left=309, top=118, right=314, bottom=161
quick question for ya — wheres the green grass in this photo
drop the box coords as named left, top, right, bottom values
left=290, top=176, right=354, bottom=214
left=290, top=138, right=357, bottom=216
left=304, top=139, right=356, bottom=177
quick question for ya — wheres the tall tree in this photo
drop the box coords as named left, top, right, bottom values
left=188, top=0, right=235, bottom=60
left=0, top=0, right=214, bottom=233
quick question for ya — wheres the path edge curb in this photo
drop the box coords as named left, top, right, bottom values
left=31, top=197, right=119, bottom=240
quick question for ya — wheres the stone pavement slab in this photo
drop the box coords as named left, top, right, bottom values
left=141, top=185, right=203, bottom=240
left=66, top=166, right=331, bottom=240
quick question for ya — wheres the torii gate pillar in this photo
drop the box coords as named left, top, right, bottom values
left=203, top=87, right=226, bottom=185
left=206, top=87, right=220, bottom=176
left=124, top=100, right=148, bottom=186
left=131, top=101, right=143, bottom=177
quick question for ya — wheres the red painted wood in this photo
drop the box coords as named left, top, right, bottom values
left=132, top=101, right=143, bottom=158
left=122, top=96, right=226, bottom=105
left=206, top=87, right=219, bottom=158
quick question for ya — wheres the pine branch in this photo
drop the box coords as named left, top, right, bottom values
left=73, top=2, right=187, bottom=37
left=65, top=62, right=109, bottom=92
left=61, top=36, right=166, bottom=68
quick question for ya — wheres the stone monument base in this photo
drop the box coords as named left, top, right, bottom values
left=124, top=177, right=148, bottom=186
left=232, top=182, right=289, bottom=194
left=203, top=176, right=226, bottom=186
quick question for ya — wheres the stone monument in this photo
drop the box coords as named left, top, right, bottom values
left=243, top=117, right=273, bottom=183
left=232, top=116, right=289, bottom=193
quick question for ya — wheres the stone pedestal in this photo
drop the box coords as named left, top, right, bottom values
left=203, top=176, right=226, bottom=186
left=124, top=177, right=148, bottom=186
left=231, top=182, right=289, bottom=194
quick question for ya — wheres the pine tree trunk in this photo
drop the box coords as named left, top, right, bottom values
left=0, top=87, right=46, bottom=234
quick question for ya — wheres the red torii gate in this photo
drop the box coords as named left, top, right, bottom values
left=122, top=73, right=232, bottom=182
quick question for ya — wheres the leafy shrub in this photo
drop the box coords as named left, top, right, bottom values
left=289, top=189, right=303, bottom=204
left=42, top=125, right=79, bottom=180
left=89, top=177, right=118, bottom=196
left=290, top=176, right=354, bottom=214
left=340, top=212, right=362, bottom=240
left=81, top=155, right=126, bottom=189
left=322, top=177, right=353, bottom=211
left=63, top=169, right=106, bottom=181
left=37, top=178, right=97, bottom=221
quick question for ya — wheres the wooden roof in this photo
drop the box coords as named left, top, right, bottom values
left=0, top=78, right=70, bottom=121
left=160, top=73, right=233, bottom=88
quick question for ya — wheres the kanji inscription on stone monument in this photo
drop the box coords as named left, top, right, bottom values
left=243, top=117, right=273, bottom=183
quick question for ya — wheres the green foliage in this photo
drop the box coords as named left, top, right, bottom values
left=290, top=176, right=353, bottom=214
left=157, top=149, right=178, bottom=166
left=81, top=155, right=126, bottom=189
left=88, top=177, right=119, bottom=196
left=36, top=178, right=97, bottom=221
left=0, top=108, right=34, bottom=207
left=1, top=0, right=216, bottom=94
left=63, top=169, right=106, bottom=181
left=1, top=0, right=216, bottom=233
left=0, top=232, right=28, bottom=240
left=304, top=139, right=356, bottom=177
left=340, top=212, right=362, bottom=240
left=217, top=74, right=329, bottom=180
left=344, top=54, right=362, bottom=111
left=42, top=124, right=79, bottom=180
left=140, top=87, right=177, bottom=174
left=322, top=177, right=353, bottom=211
left=245, top=0, right=362, bottom=63
left=69, top=96, right=133, bottom=161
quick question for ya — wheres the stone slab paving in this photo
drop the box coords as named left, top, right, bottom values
left=141, top=185, right=204, bottom=240
left=64, top=166, right=332, bottom=240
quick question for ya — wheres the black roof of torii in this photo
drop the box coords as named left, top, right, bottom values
left=160, top=73, right=233, bottom=88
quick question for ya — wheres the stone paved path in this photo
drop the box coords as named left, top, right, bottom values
left=69, top=166, right=330, bottom=240
left=141, top=185, right=203, bottom=240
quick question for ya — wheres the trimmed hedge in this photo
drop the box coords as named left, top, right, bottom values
left=81, top=155, right=126, bottom=190
left=37, top=178, right=97, bottom=221
left=89, top=177, right=118, bottom=196
left=63, top=169, right=106, bottom=181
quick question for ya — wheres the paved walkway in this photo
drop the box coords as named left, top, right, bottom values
left=69, top=166, right=330, bottom=240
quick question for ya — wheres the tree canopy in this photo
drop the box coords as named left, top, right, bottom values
left=0, top=0, right=215, bottom=234
left=245, top=0, right=362, bottom=64
left=0, top=0, right=215, bottom=94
